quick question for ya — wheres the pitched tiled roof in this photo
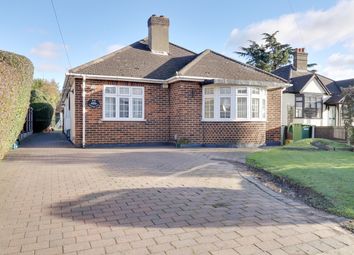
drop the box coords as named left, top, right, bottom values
left=70, top=41, right=286, bottom=83
left=272, top=65, right=292, bottom=81
left=273, top=64, right=337, bottom=94
left=70, top=39, right=197, bottom=79
left=325, top=78, right=354, bottom=104
left=316, top=74, right=340, bottom=95
left=272, top=64, right=349, bottom=104
left=288, top=74, right=314, bottom=93
left=325, top=94, right=344, bottom=105
left=179, top=50, right=286, bottom=83
left=335, top=78, right=354, bottom=91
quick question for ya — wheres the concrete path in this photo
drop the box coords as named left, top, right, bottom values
left=0, top=132, right=353, bottom=255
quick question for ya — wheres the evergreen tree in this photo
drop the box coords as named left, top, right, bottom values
left=236, top=31, right=315, bottom=72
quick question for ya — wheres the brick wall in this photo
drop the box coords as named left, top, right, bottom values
left=169, top=81, right=203, bottom=143
left=74, top=79, right=169, bottom=146
left=266, top=88, right=282, bottom=144
left=74, top=78, right=282, bottom=147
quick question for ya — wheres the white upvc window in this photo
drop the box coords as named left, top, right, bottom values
left=103, top=85, right=144, bottom=121
left=203, top=88, right=215, bottom=119
left=236, top=87, right=248, bottom=120
left=219, top=87, right=231, bottom=119
left=202, top=86, right=267, bottom=122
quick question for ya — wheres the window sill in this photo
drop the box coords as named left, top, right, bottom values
left=294, top=117, right=322, bottom=120
left=101, top=118, right=147, bottom=122
left=201, top=119, right=266, bottom=122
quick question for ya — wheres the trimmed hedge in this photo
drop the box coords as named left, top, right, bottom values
left=30, top=90, right=54, bottom=132
left=0, top=50, right=33, bottom=159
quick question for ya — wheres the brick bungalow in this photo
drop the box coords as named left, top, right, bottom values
left=60, top=15, right=289, bottom=148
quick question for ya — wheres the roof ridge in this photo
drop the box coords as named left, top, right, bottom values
left=314, top=75, right=332, bottom=94
left=316, top=73, right=335, bottom=82
left=70, top=39, right=196, bottom=74
left=169, top=41, right=197, bottom=55
left=178, top=49, right=211, bottom=75
left=69, top=41, right=136, bottom=73
left=207, top=49, right=288, bottom=83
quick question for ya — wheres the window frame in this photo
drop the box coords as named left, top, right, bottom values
left=203, top=87, right=215, bottom=120
left=202, top=85, right=267, bottom=122
left=103, top=85, right=145, bottom=121
left=294, top=93, right=323, bottom=119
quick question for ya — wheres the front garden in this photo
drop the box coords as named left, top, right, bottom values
left=247, top=139, right=354, bottom=219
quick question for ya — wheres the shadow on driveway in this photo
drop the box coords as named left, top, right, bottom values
left=51, top=187, right=319, bottom=229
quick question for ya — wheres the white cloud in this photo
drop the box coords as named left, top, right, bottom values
left=328, top=53, right=354, bottom=66
left=321, top=66, right=354, bottom=80
left=227, top=0, right=354, bottom=51
left=106, top=44, right=125, bottom=53
left=31, top=42, right=62, bottom=59
left=320, top=52, right=354, bottom=80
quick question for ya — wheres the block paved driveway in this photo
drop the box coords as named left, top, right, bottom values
left=0, top=132, right=353, bottom=255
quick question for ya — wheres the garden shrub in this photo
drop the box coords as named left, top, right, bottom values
left=30, top=90, right=54, bottom=132
left=0, top=50, right=33, bottom=159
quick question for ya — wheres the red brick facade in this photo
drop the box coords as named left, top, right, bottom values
left=265, top=88, right=282, bottom=144
left=73, top=78, right=281, bottom=147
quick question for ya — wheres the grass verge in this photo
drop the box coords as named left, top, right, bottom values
left=247, top=139, right=354, bottom=219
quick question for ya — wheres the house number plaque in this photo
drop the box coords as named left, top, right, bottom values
left=88, top=99, right=100, bottom=109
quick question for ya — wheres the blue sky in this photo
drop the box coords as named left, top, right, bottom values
left=2, top=0, right=353, bottom=88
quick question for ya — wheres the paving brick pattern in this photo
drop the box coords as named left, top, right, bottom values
left=0, top=132, right=353, bottom=255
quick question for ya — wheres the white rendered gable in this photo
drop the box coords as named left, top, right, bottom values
left=301, top=79, right=326, bottom=94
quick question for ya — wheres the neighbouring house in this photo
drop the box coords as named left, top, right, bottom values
left=273, top=48, right=353, bottom=127
left=60, top=15, right=289, bottom=148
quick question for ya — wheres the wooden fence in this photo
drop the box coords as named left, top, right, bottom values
left=314, top=126, right=346, bottom=140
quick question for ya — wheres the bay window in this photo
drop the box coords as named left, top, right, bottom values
left=103, top=85, right=144, bottom=121
left=202, top=86, right=267, bottom=121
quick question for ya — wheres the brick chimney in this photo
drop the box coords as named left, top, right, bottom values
left=148, top=15, right=170, bottom=55
left=293, top=48, right=308, bottom=71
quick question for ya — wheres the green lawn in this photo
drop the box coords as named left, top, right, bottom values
left=247, top=139, right=354, bottom=218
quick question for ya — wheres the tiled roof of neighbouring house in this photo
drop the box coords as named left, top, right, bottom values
left=272, top=64, right=347, bottom=104
left=335, top=78, right=354, bottom=91
left=70, top=39, right=286, bottom=83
